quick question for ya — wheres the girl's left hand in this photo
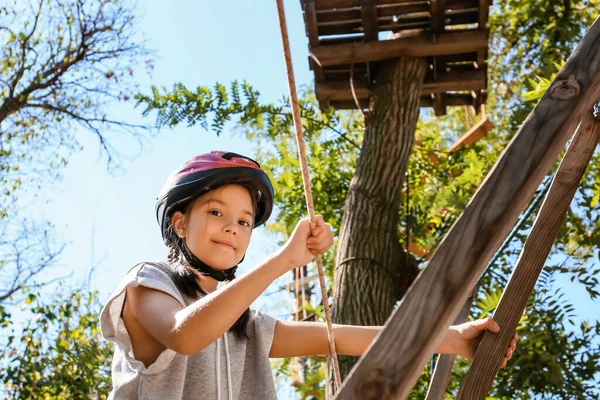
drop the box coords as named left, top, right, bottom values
left=451, top=318, right=518, bottom=368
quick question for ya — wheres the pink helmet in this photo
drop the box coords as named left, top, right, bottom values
left=156, top=151, right=274, bottom=239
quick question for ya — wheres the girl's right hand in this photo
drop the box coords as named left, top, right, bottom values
left=279, top=216, right=334, bottom=270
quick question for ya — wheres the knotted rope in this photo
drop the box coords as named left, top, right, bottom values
left=274, top=0, right=343, bottom=390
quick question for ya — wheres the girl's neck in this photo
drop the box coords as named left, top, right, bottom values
left=197, top=275, right=219, bottom=293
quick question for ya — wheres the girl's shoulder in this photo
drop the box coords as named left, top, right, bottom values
left=125, top=260, right=172, bottom=279
left=111, top=260, right=188, bottom=307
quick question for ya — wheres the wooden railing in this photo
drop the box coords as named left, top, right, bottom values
left=333, top=16, right=600, bottom=399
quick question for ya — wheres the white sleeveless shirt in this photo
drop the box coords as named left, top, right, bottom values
left=100, top=261, right=278, bottom=400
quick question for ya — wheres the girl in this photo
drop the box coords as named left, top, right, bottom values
left=100, top=151, right=517, bottom=399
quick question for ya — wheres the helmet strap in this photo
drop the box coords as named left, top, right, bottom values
left=179, top=240, right=239, bottom=282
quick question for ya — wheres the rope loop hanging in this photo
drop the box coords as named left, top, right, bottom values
left=274, top=0, right=343, bottom=391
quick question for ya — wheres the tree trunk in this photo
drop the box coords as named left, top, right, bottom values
left=327, top=57, right=426, bottom=396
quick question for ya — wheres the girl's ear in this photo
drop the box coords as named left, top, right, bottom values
left=171, top=211, right=186, bottom=238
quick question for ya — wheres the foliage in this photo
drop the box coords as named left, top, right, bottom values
left=0, top=286, right=113, bottom=399
left=0, top=0, right=151, bottom=308
left=0, top=0, right=152, bottom=216
left=0, top=218, right=65, bottom=303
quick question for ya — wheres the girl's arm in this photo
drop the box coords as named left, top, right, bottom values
left=126, top=216, right=333, bottom=356
left=269, top=319, right=518, bottom=367
left=269, top=321, right=379, bottom=357
left=127, top=251, right=292, bottom=356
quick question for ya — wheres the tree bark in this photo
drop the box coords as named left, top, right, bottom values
left=327, top=57, right=425, bottom=396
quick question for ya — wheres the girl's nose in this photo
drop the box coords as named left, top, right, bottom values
left=224, top=220, right=238, bottom=235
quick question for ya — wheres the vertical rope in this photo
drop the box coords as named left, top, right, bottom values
left=300, top=266, right=308, bottom=320
left=295, top=267, right=300, bottom=321
left=274, top=0, right=343, bottom=390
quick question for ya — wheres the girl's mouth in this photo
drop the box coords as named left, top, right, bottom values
left=213, top=240, right=235, bottom=250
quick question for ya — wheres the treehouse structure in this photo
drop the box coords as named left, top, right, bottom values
left=301, top=0, right=491, bottom=116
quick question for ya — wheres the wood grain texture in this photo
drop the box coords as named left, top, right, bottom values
left=360, top=0, right=378, bottom=41
left=315, top=70, right=485, bottom=102
left=448, top=117, right=494, bottom=152
left=457, top=109, right=600, bottom=399
left=330, top=94, right=478, bottom=110
left=425, top=292, right=475, bottom=400
left=334, top=17, right=600, bottom=400
left=311, top=30, right=488, bottom=67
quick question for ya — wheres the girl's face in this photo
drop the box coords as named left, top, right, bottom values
left=171, top=184, right=254, bottom=270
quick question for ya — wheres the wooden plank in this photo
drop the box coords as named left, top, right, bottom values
left=331, top=93, right=476, bottom=110
left=457, top=106, right=600, bottom=399
left=329, top=99, right=370, bottom=110
left=305, top=0, right=320, bottom=47
left=315, top=71, right=484, bottom=101
left=422, top=70, right=486, bottom=94
left=316, top=4, right=430, bottom=23
left=319, top=15, right=440, bottom=35
left=420, top=93, right=475, bottom=107
left=430, top=0, right=447, bottom=117
left=478, top=0, right=489, bottom=28
left=425, top=292, right=476, bottom=400
left=360, top=0, right=378, bottom=41
left=315, top=81, right=370, bottom=101
left=311, top=30, right=487, bottom=67
left=430, top=0, right=446, bottom=34
left=314, top=0, right=484, bottom=11
left=334, top=17, right=600, bottom=399
left=448, top=117, right=494, bottom=151
left=315, top=0, right=424, bottom=11
left=433, top=93, right=447, bottom=116
left=316, top=9, right=474, bottom=31
left=476, top=0, right=490, bottom=72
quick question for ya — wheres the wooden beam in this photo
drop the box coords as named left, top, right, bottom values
left=425, top=292, right=476, bottom=400
left=476, top=0, right=490, bottom=79
left=430, top=0, right=446, bottom=34
left=360, top=0, right=378, bottom=41
left=448, top=117, right=494, bottom=151
left=311, top=30, right=488, bottom=67
left=457, top=106, right=600, bottom=400
left=333, top=17, right=600, bottom=399
left=304, top=0, right=320, bottom=47
left=315, top=0, right=426, bottom=11
left=329, top=99, right=370, bottom=110
left=424, top=70, right=487, bottom=94
left=315, top=71, right=485, bottom=102
left=330, top=93, right=477, bottom=110
left=316, top=4, right=430, bottom=23
left=305, top=0, right=326, bottom=87
left=478, top=0, right=489, bottom=29
left=433, top=93, right=447, bottom=116
left=431, top=0, right=448, bottom=117
left=314, top=0, right=487, bottom=11
left=315, top=81, right=370, bottom=101
left=420, top=93, right=476, bottom=108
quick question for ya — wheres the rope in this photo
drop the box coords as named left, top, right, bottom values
left=274, top=0, right=343, bottom=390
left=350, top=44, right=367, bottom=117
left=336, top=256, right=396, bottom=281
left=300, top=266, right=308, bottom=320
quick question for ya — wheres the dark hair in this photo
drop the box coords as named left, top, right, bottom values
left=163, top=183, right=261, bottom=339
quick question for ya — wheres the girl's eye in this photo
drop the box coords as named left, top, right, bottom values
left=210, top=210, right=222, bottom=217
left=239, top=220, right=251, bottom=227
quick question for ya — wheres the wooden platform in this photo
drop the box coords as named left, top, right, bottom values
left=300, top=0, right=491, bottom=115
